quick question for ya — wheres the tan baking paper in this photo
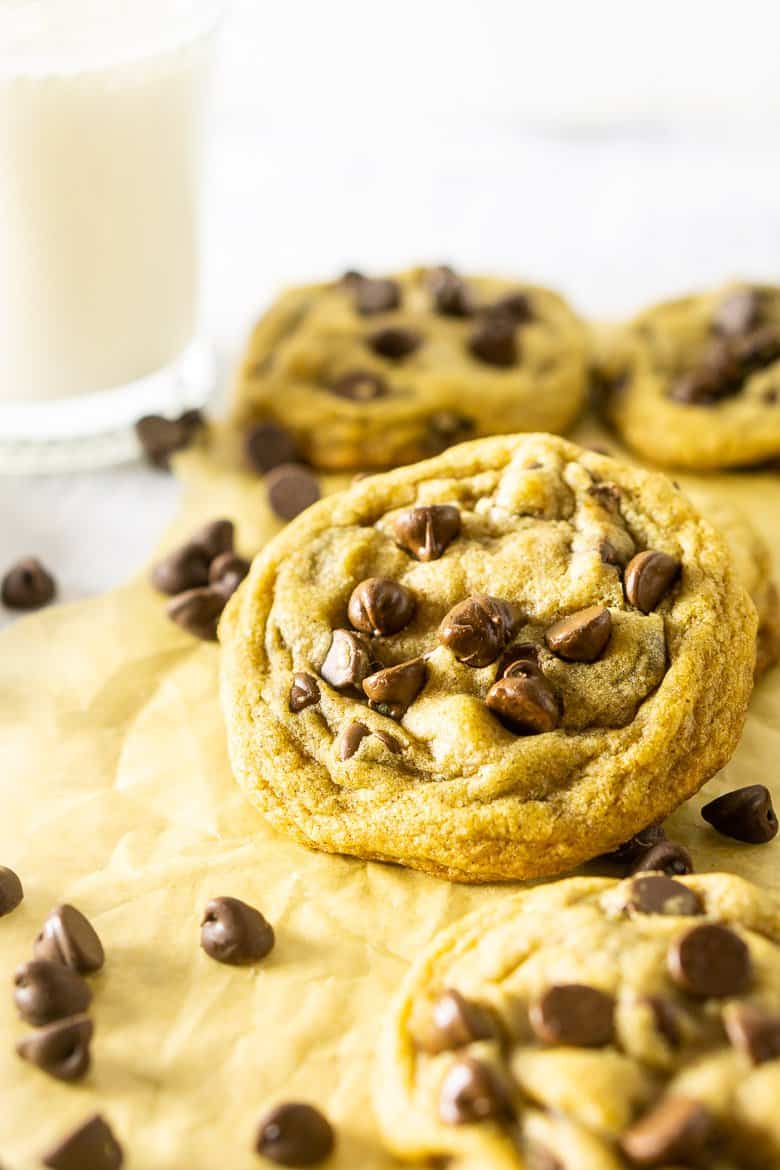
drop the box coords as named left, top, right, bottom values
left=0, top=421, right=778, bottom=1170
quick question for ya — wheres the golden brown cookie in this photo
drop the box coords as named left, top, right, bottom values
left=220, top=433, right=756, bottom=882
left=231, top=268, right=588, bottom=469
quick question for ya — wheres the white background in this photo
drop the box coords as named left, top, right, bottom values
left=3, top=0, right=780, bottom=616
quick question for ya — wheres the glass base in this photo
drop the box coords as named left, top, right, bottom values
left=0, top=338, right=217, bottom=474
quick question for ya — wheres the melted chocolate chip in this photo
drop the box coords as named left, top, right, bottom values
left=390, top=504, right=461, bottom=561
left=135, top=410, right=203, bottom=469
left=367, top=327, right=422, bottom=361
left=327, top=370, right=388, bottom=401
left=245, top=421, right=298, bottom=474
left=734, top=324, right=780, bottom=374
left=439, top=1056, right=513, bottom=1125
left=320, top=629, right=373, bottom=691
left=289, top=672, right=320, bottom=713
left=724, top=1002, right=780, bottom=1065
left=624, top=549, right=681, bottom=613
left=256, top=1102, right=335, bottom=1166
left=266, top=463, right=321, bottom=521
left=631, top=840, right=693, bottom=877
left=439, top=595, right=515, bottom=667
left=0, top=865, right=23, bottom=917
left=166, top=586, right=225, bottom=641
left=17, top=1013, right=93, bottom=1082
left=544, top=605, right=612, bottom=662
left=668, top=923, right=752, bottom=998
left=496, top=642, right=542, bottom=680
left=34, top=905, right=104, bottom=975
left=428, top=266, right=474, bottom=317
left=14, top=959, right=92, bottom=1026
left=529, top=984, right=615, bottom=1048
left=362, top=658, right=427, bottom=719
left=424, top=990, right=497, bottom=1052
left=209, top=552, right=250, bottom=599
left=2, top=558, right=57, bottom=610
left=486, top=674, right=560, bottom=735
left=200, top=897, right=274, bottom=965
left=621, top=1096, right=713, bottom=1166
left=353, top=277, right=400, bottom=316
left=337, top=721, right=370, bottom=760
left=468, top=312, right=517, bottom=367
left=373, top=729, right=401, bottom=753
left=42, top=1114, right=124, bottom=1170
left=628, top=875, right=703, bottom=916
left=347, top=577, right=415, bottom=636
left=701, top=785, right=778, bottom=844
left=150, top=543, right=211, bottom=596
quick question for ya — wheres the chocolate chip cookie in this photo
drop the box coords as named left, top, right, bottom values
left=599, top=283, right=780, bottom=470
left=375, top=873, right=780, bottom=1169
left=231, top=268, right=589, bottom=469
left=219, top=433, right=756, bottom=882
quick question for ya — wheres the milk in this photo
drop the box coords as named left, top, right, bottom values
left=0, top=0, right=221, bottom=404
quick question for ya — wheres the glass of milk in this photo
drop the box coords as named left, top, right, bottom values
left=0, top=0, right=223, bottom=472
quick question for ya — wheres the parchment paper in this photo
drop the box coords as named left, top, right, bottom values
left=0, top=421, right=778, bottom=1169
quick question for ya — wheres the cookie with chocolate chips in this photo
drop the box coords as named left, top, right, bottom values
left=599, top=282, right=780, bottom=469
left=220, top=433, right=755, bottom=882
left=230, top=267, right=588, bottom=469
left=375, top=873, right=780, bottom=1170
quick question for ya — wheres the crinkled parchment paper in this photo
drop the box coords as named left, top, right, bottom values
left=0, top=421, right=778, bottom=1169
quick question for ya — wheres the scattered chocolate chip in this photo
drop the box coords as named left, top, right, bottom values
left=724, top=1002, right=780, bottom=1065
left=490, top=291, right=533, bottom=323
left=368, top=327, right=422, bottom=361
left=544, top=605, right=612, bottom=663
left=701, top=785, right=778, bottom=844
left=630, top=840, right=693, bottom=877
left=714, top=287, right=762, bottom=338
left=256, top=1102, right=335, bottom=1167
left=426, top=989, right=496, bottom=1052
left=327, top=369, right=388, bottom=401
left=320, top=629, right=373, bottom=691
left=390, top=504, right=461, bottom=562
left=642, top=995, right=682, bottom=1048
left=439, top=595, right=515, bottom=667
left=439, top=1056, right=513, bottom=1125
left=200, top=897, right=274, bottom=965
left=624, top=549, right=681, bottom=613
left=34, top=905, right=104, bottom=975
left=428, top=266, right=474, bottom=317
left=628, top=875, right=703, bottom=916
left=14, top=960, right=92, bottom=1026
left=166, top=586, right=225, bottom=641
left=289, top=672, right=320, bottom=713
left=529, top=984, right=615, bottom=1048
left=150, top=543, right=211, bottom=596
left=244, top=421, right=298, bottom=474
left=621, top=1095, right=713, bottom=1166
left=486, top=674, right=560, bottom=735
left=496, top=642, right=542, bottom=679
left=337, top=720, right=370, bottom=760
left=601, top=824, right=667, bottom=866
left=362, top=657, right=427, bottom=719
left=354, top=277, right=400, bottom=316
left=17, top=1013, right=93, bottom=1082
left=668, top=923, right=752, bottom=998
left=192, top=518, right=235, bottom=561
left=468, top=312, right=517, bottom=367
left=42, top=1113, right=124, bottom=1170
left=373, top=729, right=401, bottom=753
left=0, top=866, right=23, bottom=916
left=209, top=552, right=250, bottom=599
left=734, top=323, right=780, bottom=374
left=347, top=577, right=416, bottom=637
left=135, top=410, right=203, bottom=469
left=266, top=463, right=321, bottom=521
left=1, top=557, right=57, bottom=610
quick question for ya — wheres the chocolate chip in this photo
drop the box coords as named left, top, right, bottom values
left=439, top=595, right=515, bottom=667
left=529, top=984, right=615, bottom=1048
left=320, top=629, right=373, bottom=690
left=714, top=287, right=762, bottom=338
left=628, top=875, right=703, bottom=916
left=428, top=266, right=474, bottom=317
left=266, top=463, right=321, bottom=521
left=763, top=387, right=779, bottom=405
left=624, top=549, right=680, bottom=613
left=701, top=785, right=778, bottom=844
left=367, top=327, right=422, bottom=361
left=209, top=552, right=250, bottom=599
left=642, top=995, right=681, bottom=1048
left=337, top=721, right=370, bottom=760
left=486, top=674, right=560, bottom=735
left=2, top=557, right=57, bottom=610
left=668, top=923, right=752, bottom=998
left=439, top=1056, right=513, bottom=1125
left=390, top=504, right=461, bottom=561
left=362, top=657, right=427, bottom=719
left=589, top=481, right=622, bottom=513
left=200, top=896, right=274, bottom=965
left=601, top=824, right=667, bottom=865
left=256, top=1102, right=335, bottom=1166
left=734, top=324, right=780, bottom=374
left=245, top=421, right=298, bottom=473
left=630, top=841, right=693, bottom=877
left=468, top=312, right=517, bottom=367
left=192, top=518, right=235, bottom=561
left=621, top=1095, right=713, bottom=1166
left=42, top=1114, right=124, bottom=1170
left=327, top=370, right=388, bottom=401
left=724, top=1002, right=780, bottom=1065
left=669, top=364, right=730, bottom=405
left=166, top=586, right=225, bottom=641
left=354, top=277, right=400, bottom=315
left=599, top=538, right=627, bottom=568
left=426, top=411, right=475, bottom=450
left=373, top=729, right=401, bottom=753
left=289, top=672, right=320, bottom=713
left=0, top=866, right=23, bottom=916
left=135, top=410, right=203, bottom=469
left=347, top=577, right=415, bottom=637
left=426, top=989, right=496, bottom=1052
left=17, top=1013, right=93, bottom=1082
left=339, top=269, right=364, bottom=286
left=544, top=605, right=612, bottom=662
left=490, top=291, right=533, bottom=323
left=14, top=960, right=92, bottom=1026
left=150, top=543, right=211, bottom=595
left=34, top=905, right=104, bottom=975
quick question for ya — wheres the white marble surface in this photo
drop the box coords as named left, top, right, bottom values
left=3, top=0, right=780, bottom=623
